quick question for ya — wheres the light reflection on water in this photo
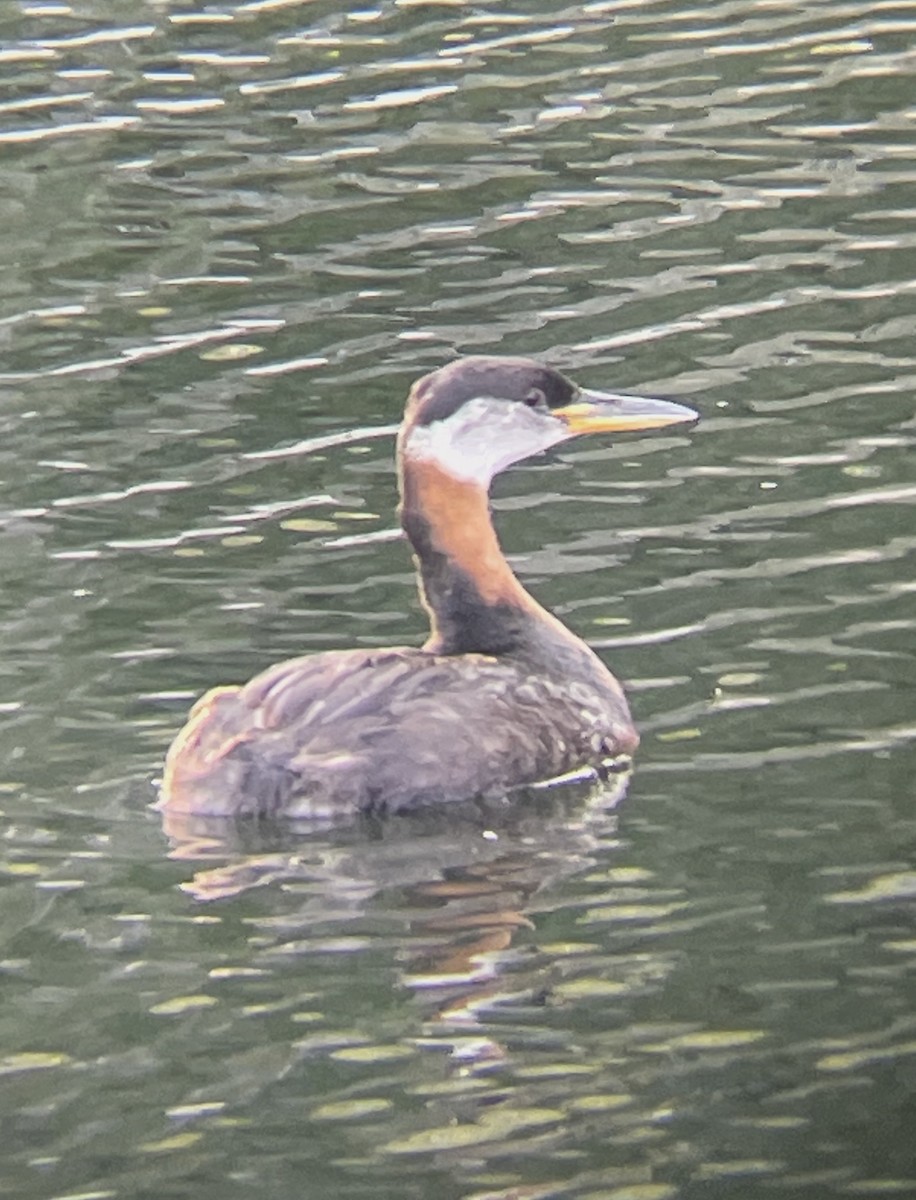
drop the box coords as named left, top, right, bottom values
left=1, top=1, right=915, bottom=1197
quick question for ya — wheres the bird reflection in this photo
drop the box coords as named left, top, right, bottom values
left=159, top=773, right=630, bottom=1056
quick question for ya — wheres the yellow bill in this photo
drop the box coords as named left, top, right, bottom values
left=555, top=389, right=698, bottom=434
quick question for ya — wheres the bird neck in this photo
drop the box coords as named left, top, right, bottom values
left=399, top=455, right=562, bottom=657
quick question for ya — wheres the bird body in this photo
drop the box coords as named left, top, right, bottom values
left=158, top=356, right=696, bottom=819
left=161, top=642, right=636, bottom=819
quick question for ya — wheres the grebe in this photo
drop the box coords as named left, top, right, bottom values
left=158, top=357, right=696, bottom=819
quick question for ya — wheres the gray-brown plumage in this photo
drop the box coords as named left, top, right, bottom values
left=158, top=357, right=696, bottom=819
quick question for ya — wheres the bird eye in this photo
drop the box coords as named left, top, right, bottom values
left=524, top=387, right=546, bottom=408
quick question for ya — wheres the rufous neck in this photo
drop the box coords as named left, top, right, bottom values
left=398, top=455, right=536, bottom=655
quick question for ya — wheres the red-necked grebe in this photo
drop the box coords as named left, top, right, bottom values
left=158, top=356, right=696, bottom=819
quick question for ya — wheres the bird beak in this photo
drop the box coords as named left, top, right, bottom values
left=554, top=388, right=698, bottom=435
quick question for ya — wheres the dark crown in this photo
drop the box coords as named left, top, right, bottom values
left=406, top=356, right=577, bottom=427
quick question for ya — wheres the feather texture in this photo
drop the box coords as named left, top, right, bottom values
left=159, top=646, right=637, bottom=818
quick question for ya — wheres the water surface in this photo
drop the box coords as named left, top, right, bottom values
left=1, top=2, right=915, bottom=1197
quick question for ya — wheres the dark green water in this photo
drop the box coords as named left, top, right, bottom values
left=1, top=2, right=915, bottom=1197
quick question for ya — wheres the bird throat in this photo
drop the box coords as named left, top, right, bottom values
left=399, top=457, right=539, bottom=656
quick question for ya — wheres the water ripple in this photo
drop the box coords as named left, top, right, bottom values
left=1, top=0, right=915, bottom=1197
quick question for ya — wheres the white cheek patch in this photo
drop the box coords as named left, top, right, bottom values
left=404, top=395, right=570, bottom=486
